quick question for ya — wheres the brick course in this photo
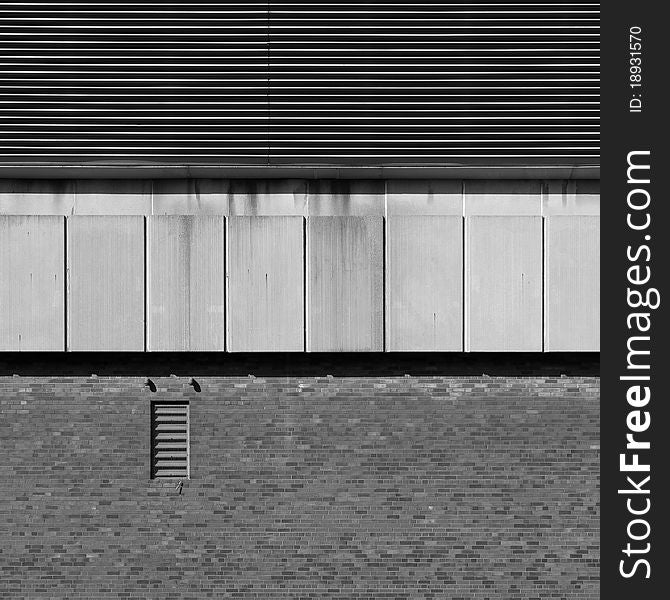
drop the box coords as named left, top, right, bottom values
left=0, top=374, right=599, bottom=599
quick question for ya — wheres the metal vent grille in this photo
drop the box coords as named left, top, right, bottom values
left=0, top=1, right=599, bottom=166
left=151, top=402, right=190, bottom=479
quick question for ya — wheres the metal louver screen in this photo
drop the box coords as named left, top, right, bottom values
left=151, top=402, right=190, bottom=479
left=0, top=1, right=599, bottom=166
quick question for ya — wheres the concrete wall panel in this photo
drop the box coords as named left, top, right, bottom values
left=0, top=216, right=65, bottom=350
left=227, top=216, right=304, bottom=351
left=308, top=216, right=383, bottom=351
left=545, top=216, right=600, bottom=351
left=67, top=216, right=145, bottom=351
left=147, top=216, right=225, bottom=351
left=466, top=216, right=542, bottom=351
left=387, top=216, right=463, bottom=351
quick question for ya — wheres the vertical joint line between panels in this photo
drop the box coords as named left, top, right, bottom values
left=303, top=216, right=309, bottom=352
left=382, top=217, right=387, bottom=352
left=63, top=216, right=68, bottom=352
left=383, top=180, right=388, bottom=352
left=462, top=215, right=466, bottom=353
left=542, top=215, right=546, bottom=353
left=143, top=216, right=148, bottom=353
left=461, top=180, right=466, bottom=218
left=541, top=180, right=546, bottom=353
left=224, top=216, right=230, bottom=352
left=462, top=180, right=467, bottom=352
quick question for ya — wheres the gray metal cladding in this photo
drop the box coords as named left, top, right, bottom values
left=147, top=216, right=225, bottom=351
left=544, top=216, right=599, bottom=351
left=66, top=216, right=145, bottom=351
left=307, top=216, right=384, bottom=351
left=0, top=215, right=64, bottom=350
left=227, top=216, right=304, bottom=351
left=466, top=216, right=543, bottom=352
left=0, top=3, right=598, bottom=166
left=268, top=1, right=599, bottom=165
left=0, top=2, right=268, bottom=165
left=386, top=216, right=463, bottom=352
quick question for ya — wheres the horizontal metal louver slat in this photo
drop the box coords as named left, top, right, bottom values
left=155, top=462, right=189, bottom=470
left=156, top=470, right=189, bottom=478
left=154, top=433, right=187, bottom=440
left=0, top=1, right=599, bottom=166
left=151, top=401, right=189, bottom=479
left=153, top=425, right=187, bottom=433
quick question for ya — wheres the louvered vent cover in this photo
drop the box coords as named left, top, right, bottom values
left=0, top=1, right=599, bottom=166
left=151, top=402, right=189, bottom=479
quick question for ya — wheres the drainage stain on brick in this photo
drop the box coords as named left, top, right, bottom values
left=0, top=376, right=599, bottom=599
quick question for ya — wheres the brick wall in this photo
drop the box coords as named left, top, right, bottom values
left=0, top=373, right=599, bottom=599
